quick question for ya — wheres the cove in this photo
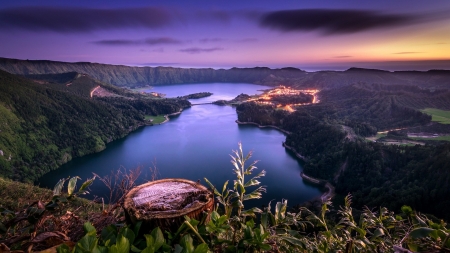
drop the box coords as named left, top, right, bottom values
left=38, top=83, right=322, bottom=208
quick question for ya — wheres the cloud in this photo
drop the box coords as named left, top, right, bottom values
left=333, top=55, right=352, bottom=58
left=199, top=38, right=226, bottom=43
left=235, top=38, right=258, bottom=43
left=0, top=6, right=173, bottom=32
left=259, top=9, right=420, bottom=35
left=179, top=47, right=224, bottom=54
left=392, top=52, right=422, bottom=54
left=144, top=37, right=183, bottom=45
left=92, top=37, right=183, bottom=46
left=198, top=37, right=258, bottom=43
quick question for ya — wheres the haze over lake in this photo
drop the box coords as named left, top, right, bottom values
left=39, top=83, right=322, bottom=208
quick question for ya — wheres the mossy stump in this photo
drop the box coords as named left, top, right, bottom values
left=123, top=179, right=214, bottom=233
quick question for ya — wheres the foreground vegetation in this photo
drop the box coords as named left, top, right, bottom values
left=1, top=144, right=449, bottom=252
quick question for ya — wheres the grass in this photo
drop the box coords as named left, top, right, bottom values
left=145, top=115, right=166, bottom=124
left=376, top=133, right=387, bottom=138
left=365, top=132, right=387, bottom=142
left=0, top=177, right=53, bottom=210
left=411, top=135, right=450, bottom=141
left=0, top=177, right=102, bottom=215
left=421, top=108, right=450, bottom=124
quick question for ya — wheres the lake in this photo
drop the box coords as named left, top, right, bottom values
left=38, top=83, right=322, bottom=208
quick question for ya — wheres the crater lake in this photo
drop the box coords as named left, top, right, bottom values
left=38, top=83, right=322, bottom=208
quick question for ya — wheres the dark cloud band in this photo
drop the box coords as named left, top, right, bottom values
left=179, top=47, right=224, bottom=54
left=259, top=9, right=417, bottom=35
left=92, top=37, right=183, bottom=46
left=0, top=7, right=172, bottom=32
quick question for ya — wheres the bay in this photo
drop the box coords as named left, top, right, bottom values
left=38, top=83, right=322, bottom=208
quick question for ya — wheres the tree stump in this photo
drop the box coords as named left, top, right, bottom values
left=123, top=179, right=214, bottom=233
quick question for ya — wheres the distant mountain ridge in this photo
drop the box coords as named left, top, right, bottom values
left=0, top=57, right=449, bottom=89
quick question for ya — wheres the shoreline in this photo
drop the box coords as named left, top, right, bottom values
left=300, top=172, right=335, bottom=202
left=235, top=119, right=334, bottom=202
left=158, top=109, right=183, bottom=125
left=235, top=120, right=292, bottom=135
left=282, top=142, right=308, bottom=161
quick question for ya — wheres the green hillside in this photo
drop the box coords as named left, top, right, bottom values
left=236, top=83, right=450, bottom=221
left=0, top=70, right=189, bottom=182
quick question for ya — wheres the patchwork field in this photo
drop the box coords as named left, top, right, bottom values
left=421, top=108, right=450, bottom=124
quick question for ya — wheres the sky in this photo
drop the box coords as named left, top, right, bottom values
left=0, top=0, right=449, bottom=71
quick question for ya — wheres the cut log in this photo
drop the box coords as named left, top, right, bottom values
left=123, top=178, right=214, bottom=232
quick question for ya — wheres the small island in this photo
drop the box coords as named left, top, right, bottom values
left=179, top=92, right=213, bottom=99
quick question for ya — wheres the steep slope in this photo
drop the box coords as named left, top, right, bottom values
left=0, top=70, right=189, bottom=182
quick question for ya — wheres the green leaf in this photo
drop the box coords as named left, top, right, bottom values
left=407, top=242, right=419, bottom=252
left=180, top=234, right=195, bottom=253
left=174, top=244, right=183, bottom=253
left=118, top=227, right=136, bottom=245
left=77, top=234, right=98, bottom=252
left=67, top=176, right=80, bottom=196
left=246, top=219, right=255, bottom=228
left=401, top=205, right=413, bottom=215
left=83, top=222, right=96, bottom=235
left=141, top=246, right=155, bottom=253
left=112, top=236, right=130, bottom=253
left=144, top=234, right=155, bottom=247
left=258, top=243, right=272, bottom=251
left=133, top=222, right=142, bottom=238
left=131, top=245, right=142, bottom=252
left=279, top=235, right=306, bottom=248
left=244, top=178, right=261, bottom=188
left=243, top=186, right=265, bottom=201
left=242, top=207, right=262, bottom=217
left=101, top=225, right=117, bottom=245
left=78, top=176, right=96, bottom=195
left=409, top=227, right=435, bottom=239
left=204, top=178, right=220, bottom=196
left=193, top=243, right=208, bottom=253
left=211, top=211, right=219, bottom=221
left=218, top=215, right=228, bottom=225
left=231, top=199, right=244, bottom=208
left=53, top=178, right=67, bottom=196
left=96, top=245, right=108, bottom=253
left=151, top=227, right=165, bottom=251
left=275, top=200, right=287, bottom=222
left=56, top=244, right=71, bottom=253
left=221, top=180, right=229, bottom=194
left=371, top=228, right=385, bottom=239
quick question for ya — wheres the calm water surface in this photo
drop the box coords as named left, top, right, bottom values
left=39, top=83, right=322, bottom=208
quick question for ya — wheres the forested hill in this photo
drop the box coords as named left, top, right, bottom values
left=0, top=70, right=189, bottom=182
left=235, top=82, right=450, bottom=220
left=1, top=57, right=450, bottom=89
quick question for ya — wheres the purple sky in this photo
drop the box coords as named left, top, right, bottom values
left=1, top=0, right=449, bottom=71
